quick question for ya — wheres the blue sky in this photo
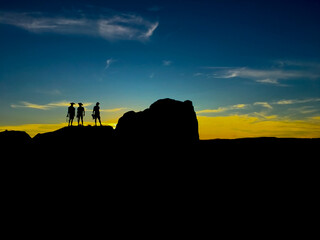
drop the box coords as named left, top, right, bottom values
left=1, top=0, right=320, bottom=138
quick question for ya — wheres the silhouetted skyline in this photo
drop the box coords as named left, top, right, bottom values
left=1, top=0, right=320, bottom=138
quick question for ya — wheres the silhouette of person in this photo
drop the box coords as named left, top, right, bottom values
left=77, top=103, right=85, bottom=126
left=93, top=102, right=102, bottom=126
left=67, top=102, right=75, bottom=126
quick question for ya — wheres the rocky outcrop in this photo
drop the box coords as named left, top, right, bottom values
left=115, top=98, right=199, bottom=144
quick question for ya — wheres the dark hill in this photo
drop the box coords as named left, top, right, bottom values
left=0, top=130, right=31, bottom=146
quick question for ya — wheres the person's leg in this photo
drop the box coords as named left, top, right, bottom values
left=81, top=116, right=83, bottom=126
left=98, top=116, right=102, bottom=126
left=95, top=117, right=97, bottom=126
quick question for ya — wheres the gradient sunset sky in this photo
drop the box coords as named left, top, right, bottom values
left=1, top=0, right=320, bottom=138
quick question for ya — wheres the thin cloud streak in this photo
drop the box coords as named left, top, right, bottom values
left=162, top=60, right=172, bottom=66
left=11, top=101, right=51, bottom=110
left=274, top=98, right=320, bottom=105
left=105, top=58, right=115, bottom=69
left=198, top=61, right=320, bottom=86
left=98, top=15, right=158, bottom=41
left=11, top=101, right=93, bottom=110
left=215, top=68, right=306, bottom=86
left=144, top=22, right=159, bottom=38
left=254, top=102, right=273, bottom=109
left=196, top=104, right=248, bottom=114
left=0, top=12, right=94, bottom=34
left=0, top=11, right=159, bottom=41
left=197, top=98, right=320, bottom=116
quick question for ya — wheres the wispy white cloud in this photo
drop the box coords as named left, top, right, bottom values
left=10, top=101, right=127, bottom=113
left=255, top=78, right=285, bottom=86
left=11, top=101, right=92, bottom=110
left=0, top=11, right=158, bottom=41
left=105, top=58, right=115, bottom=69
left=144, top=22, right=159, bottom=38
left=196, top=104, right=248, bottom=114
left=149, top=73, right=155, bottom=78
left=11, top=101, right=51, bottom=110
left=287, top=106, right=318, bottom=115
left=199, top=61, right=320, bottom=86
left=162, top=60, right=172, bottom=66
left=274, top=98, right=320, bottom=105
left=196, top=97, right=320, bottom=127
left=0, top=12, right=94, bottom=34
left=96, top=14, right=158, bottom=41
left=254, top=102, right=273, bottom=109
left=193, top=72, right=204, bottom=77
left=215, top=67, right=305, bottom=86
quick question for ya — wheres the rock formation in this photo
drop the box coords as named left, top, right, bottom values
left=115, top=98, right=199, bottom=144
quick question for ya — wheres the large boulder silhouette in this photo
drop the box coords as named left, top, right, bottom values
left=115, top=98, right=199, bottom=144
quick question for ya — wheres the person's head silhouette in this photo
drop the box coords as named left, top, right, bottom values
left=96, top=102, right=100, bottom=106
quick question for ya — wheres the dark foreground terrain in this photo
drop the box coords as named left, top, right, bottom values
left=0, top=99, right=320, bottom=198
left=0, top=111, right=317, bottom=234
left=1, top=125, right=318, bottom=201
left=1, top=125, right=318, bottom=230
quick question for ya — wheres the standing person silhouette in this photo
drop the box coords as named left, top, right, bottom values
left=67, top=102, right=75, bottom=126
left=93, top=102, right=102, bottom=126
left=77, top=103, right=85, bottom=126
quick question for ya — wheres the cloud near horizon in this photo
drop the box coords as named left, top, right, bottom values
left=196, top=98, right=320, bottom=124
left=200, top=61, right=320, bottom=86
left=11, top=101, right=93, bottom=110
left=196, top=103, right=248, bottom=114
left=198, top=114, right=320, bottom=139
left=0, top=10, right=159, bottom=41
left=10, top=101, right=128, bottom=114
